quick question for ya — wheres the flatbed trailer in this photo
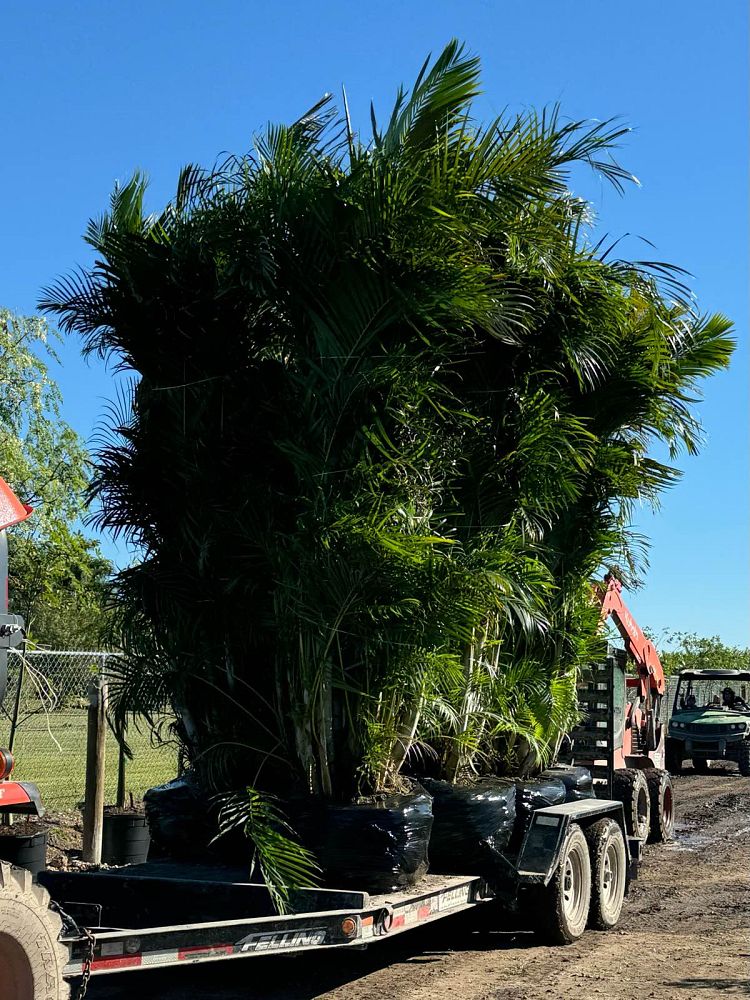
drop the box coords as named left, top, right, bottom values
left=37, top=797, right=640, bottom=989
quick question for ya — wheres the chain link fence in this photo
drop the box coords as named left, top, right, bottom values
left=0, top=650, right=179, bottom=812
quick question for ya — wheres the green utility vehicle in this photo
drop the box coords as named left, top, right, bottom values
left=666, top=670, right=750, bottom=775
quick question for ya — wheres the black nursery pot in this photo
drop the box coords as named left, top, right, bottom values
left=0, top=827, right=48, bottom=878
left=101, top=812, right=151, bottom=866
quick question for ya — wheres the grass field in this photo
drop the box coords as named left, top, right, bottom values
left=6, top=709, right=179, bottom=810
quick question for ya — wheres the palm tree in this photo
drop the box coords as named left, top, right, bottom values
left=42, top=41, right=733, bottom=837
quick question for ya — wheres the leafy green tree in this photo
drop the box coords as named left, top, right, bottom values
left=9, top=531, right=112, bottom=649
left=661, top=633, right=750, bottom=676
left=0, top=307, right=111, bottom=648
left=0, top=309, right=88, bottom=534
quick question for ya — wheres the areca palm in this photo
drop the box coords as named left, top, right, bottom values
left=42, top=40, right=732, bottom=823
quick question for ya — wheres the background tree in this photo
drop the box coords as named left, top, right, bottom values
left=660, top=633, right=750, bottom=676
left=9, top=531, right=112, bottom=649
left=0, top=307, right=112, bottom=648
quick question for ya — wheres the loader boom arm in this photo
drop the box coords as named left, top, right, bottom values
left=595, top=574, right=666, bottom=698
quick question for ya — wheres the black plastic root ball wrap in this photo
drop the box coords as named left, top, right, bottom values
left=511, top=776, right=567, bottom=851
left=540, top=765, right=595, bottom=802
left=144, top=771, right=249, bottom=862
left=296, top=792, right=433, bottom=894
left=421, top=778, right=516, bottom=876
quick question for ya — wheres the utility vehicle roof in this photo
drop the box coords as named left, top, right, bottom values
left=677, top=670, right=750, bottom=680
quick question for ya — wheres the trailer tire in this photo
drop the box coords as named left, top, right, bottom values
left=739, top=741, right=750, bottom=778
left=612, top=769, right=650, bottom=841
left=584, top=818, right=626, bottom=930
left=532, top=823, right=591, bottom=945
left=0, top=863, right=69, bottom=1000
left=645, top=768, right=674, bottom=843
left=692, top=757, right=711, bottom=774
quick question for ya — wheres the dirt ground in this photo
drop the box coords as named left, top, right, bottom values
left=85, top=767, right=750, bottom=1000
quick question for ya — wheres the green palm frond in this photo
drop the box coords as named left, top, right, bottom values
left=215, top=789, right=321, bottom=913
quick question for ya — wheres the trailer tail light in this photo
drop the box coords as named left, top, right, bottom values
left=91, top=954, right=143, bottom=972
left=340, top=917, right=358, bottom=939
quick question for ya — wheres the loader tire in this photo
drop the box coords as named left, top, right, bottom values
left=612, top=769, right=650, bottom=841
left=0, top=863, right=69, bottom=1000
left=739, top=741, right=750, bottom=778
left=645, top=768, right=675, bottom=843
left=531, top=823, right=591, bottom=945
left=584, top=818, right=627, bottom=930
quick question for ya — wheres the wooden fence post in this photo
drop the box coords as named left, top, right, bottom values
left=82, top=675, right=107, bottom=863
left=116, top=728, right=127, bottom=810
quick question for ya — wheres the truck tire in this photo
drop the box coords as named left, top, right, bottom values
left=739, top=741, right=750, bottom=777
left=665, top=739, right=683, bottom=775
left=532, top=823, right=591, bottom=945
left=612, top=769, right=650, bottom=841
left=584, top=818, right=626, bottom=930
left=645, top=769, right=674, bottom=842
left=0, top=863, right=69, bottom=1000
left=692, top=757, right=710, bottom=774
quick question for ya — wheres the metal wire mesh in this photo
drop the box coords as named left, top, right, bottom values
left=0, top=649, right=179, bottom=811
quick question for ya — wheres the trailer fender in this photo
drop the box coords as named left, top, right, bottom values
left=516, top=799, right=629, bottom=887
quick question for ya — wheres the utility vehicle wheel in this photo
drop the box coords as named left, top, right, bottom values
left=584, top=818, right=627, bottom=930
left=533, top=823, right=591, bottom=945
left=0, top=863, right=68, bottom=1000
left=645, top=769, right=675, bottom=842
left=665, top=738, right=683, bottom=775
left=612, top=769, right=650, bottom=841
left=739, top=741, right=750, bottom=778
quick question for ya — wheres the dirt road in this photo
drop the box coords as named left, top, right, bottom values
left=87, top=767, right=749, bottom=1000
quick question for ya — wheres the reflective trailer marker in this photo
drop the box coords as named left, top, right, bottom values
left=536, top=815, right=561, bottom=827
left=178, top=944, right=234, bottom=961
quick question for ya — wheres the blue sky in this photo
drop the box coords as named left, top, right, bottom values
left=1, top=1, right=747, bottom=645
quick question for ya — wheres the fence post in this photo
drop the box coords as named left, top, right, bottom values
left=82, top=674, right=107, bottom=863
left=7, top=646, right=26, bottom=754
left=116, top=727, right=127, bottom=809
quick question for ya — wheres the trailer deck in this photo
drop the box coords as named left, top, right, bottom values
left=39, top=797, right=635, bottom=982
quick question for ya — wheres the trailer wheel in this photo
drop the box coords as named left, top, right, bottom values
left=0, top=863, right=69, bottom=1000
left=692, top=757, right=711, bottom=774
left=645, top=768, right=674, bottom=842
left=739, top=741, right=750, bottom=777
left=533, top=823, right=591, bottom=945
left=584, top=818, right=626, bottom=930
left=612, top=769, right=650, bottom=841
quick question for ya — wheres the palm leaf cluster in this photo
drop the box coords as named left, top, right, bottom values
left=42, top=42, right=733, bottom=809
